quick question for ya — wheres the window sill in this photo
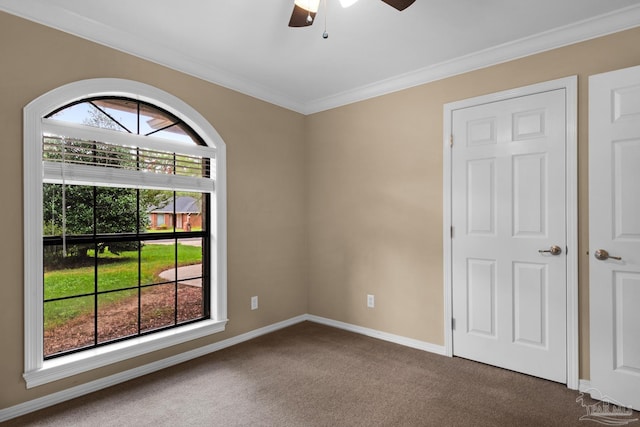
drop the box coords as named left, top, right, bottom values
left=23, top=319, right=227, bottom=388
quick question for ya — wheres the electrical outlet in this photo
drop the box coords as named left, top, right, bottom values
left=367, top=294, right=375, bottom=308
left=251, top=296, right=258, bottom=310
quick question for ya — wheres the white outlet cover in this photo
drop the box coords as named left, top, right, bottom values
left=251, top=296, right=258, bottom=310
left=367, top=294, right=375, bottom=308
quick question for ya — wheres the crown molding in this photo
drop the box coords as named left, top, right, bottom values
left=0, top=1, right=306, bottom=113
left=1, top=1, right=639, bottom=115
left=303, top=3, right=640, bottom=114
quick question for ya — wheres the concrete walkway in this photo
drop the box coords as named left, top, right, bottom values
left=158, top=264, right=203, bottom=287
left=146, top=238, right=202, bottom=247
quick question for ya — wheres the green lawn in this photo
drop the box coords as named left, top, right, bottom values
left=44, top=243, right=202, bottom=328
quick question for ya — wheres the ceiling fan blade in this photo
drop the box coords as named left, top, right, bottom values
left=288, top=4, right=317, bottom=27
left=380, top=0, right=416, bottom=11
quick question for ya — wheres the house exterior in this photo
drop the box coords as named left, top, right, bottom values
left=148, top=196, right=202, bottom=231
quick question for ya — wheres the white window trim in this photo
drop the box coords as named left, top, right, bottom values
left=23, top=78, right=228, bottom=388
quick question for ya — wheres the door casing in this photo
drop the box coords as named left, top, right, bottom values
left=442, top=76, right=578, bottom=390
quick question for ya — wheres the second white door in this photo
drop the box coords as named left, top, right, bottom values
left=451, top=88, right=567, bottom=383
left=589, top=64, right=640, bottom=409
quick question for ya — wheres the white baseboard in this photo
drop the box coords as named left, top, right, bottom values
left=306, top=314, right=447, bottom=356
left=579, top=379, right=592, bottom=392
left=0, top=314, right=446, bottom=422
left=0, top=315, right=307, bottom=423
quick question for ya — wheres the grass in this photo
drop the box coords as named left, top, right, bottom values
left=44, top=243, right=202, bottom=328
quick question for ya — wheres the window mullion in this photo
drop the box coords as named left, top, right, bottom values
left=173, top=191, right=179, bottom=326
left=88, top=101, right=132, bottom=134
left=137, top=188, right=142, bottom=337
left=93, top=186, right=99, bottom=347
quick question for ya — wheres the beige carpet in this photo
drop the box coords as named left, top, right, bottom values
left=5, top=322, right=628, bottom=426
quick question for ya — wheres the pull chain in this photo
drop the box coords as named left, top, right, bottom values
left=322, top=0, right=328, bottom=38
left=306, top=0, right=313, bottom=23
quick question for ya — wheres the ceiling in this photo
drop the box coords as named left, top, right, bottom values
left=1, top=0, right=640, bottom=114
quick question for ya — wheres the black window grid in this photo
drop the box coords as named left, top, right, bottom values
left=42, top=192, right=211, bottom=360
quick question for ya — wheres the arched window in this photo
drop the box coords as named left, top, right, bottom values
left=23, top=79, right=227, bottom=388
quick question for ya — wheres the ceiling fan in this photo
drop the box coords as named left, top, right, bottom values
left=288, top=0, right=416, bottom=28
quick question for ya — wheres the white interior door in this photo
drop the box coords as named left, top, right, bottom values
left=589, top=64, right=640, bottom=409
left=451, top=89, right=567, bottom=383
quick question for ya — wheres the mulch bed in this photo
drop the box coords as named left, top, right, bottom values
left=44, top=284, right=204, bottom=357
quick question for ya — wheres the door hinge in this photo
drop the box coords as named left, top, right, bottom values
left=450, top=226, right=454, bottom=238
left=450, top=135, right=454, bottom=147
left=452, top=318, right=456, bottom=330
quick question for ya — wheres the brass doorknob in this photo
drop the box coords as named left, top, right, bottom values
left=594, top=249, right=622, bottom=261
left=538, top=245, right=562, bottom=256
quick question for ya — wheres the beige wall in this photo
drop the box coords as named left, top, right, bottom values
left=2, top=8, right=640, bottom=412
left=307, top=27, right=640, bottom=381
left=0, top=12, right=307, bottom=408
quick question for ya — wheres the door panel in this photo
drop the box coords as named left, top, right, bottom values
left=467, top=159, right=496, bottom=235
left=452, top=89, right=567, bottom=383
left=513, top=262, right=546, bottom=347
left=613, top=140, right=640, bottom=239
left=513, top=153, right=546, bottom=236
left=589, top=64, right=640, bottom=409
left=467, top=258, right=496, bottom=337
left=613, top=272, right=640, bottom=374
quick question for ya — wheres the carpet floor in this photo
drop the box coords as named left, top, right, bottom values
left=5, top=321, right=635, bottom=426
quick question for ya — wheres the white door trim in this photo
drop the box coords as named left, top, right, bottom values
left=442, top=76, right=578, bottom=389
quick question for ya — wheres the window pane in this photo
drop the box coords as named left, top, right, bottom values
left=63, top=185, right=95, bottom=235
left=177, top=238, right=203, bottom=266
left=97, top=241, right=139, bottom=292
left=178, top=281, right=204, bottom=323
left=96, top=187, right=138, bottom=234
left=140, top=240, right=176, bottom=286
left=177, top=237, right=204, bottom=323
left=139, top=103, right=178, bottom=137
left=44, top=295, right=95, bottom=357
left=49, top=101, right=127, bottom=132
left=43, top=184, right=94, bottom=236
left=43, top=184, right=62, bottom=237
left=141, top=190, right=174, bottom=233
left=140, top=284, right=175, bottom=332
left=92, top=98, right=138, bottom=134
left=97, top=290, right=139, bottom=344
left=44, top=244, right=95, bottom=300
left=48, top=102, right=95, bottom=126
left=176, top=192, right=204, bottom=232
